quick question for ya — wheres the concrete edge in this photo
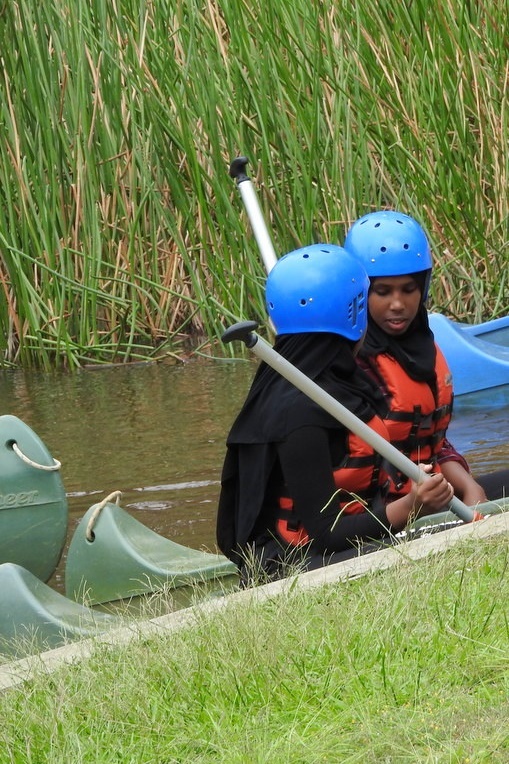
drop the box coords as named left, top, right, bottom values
left=1, top=512, right=508, bottom=691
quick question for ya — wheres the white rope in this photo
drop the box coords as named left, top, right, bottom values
left=86, top=490, right=123, bottom=541
left=12, top=442, right=61, bottom=471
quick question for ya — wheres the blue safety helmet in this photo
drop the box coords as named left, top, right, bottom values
left=265, top=243, right=368, bottom=340
left=343, top=210, right=432, bottom=298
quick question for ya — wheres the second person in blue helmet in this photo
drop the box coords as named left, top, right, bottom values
left=343, top=210, right=508, bottom=505
left=216, top=244, right=454, bottom=583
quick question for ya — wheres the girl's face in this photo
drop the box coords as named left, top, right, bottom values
left=368, top=275, right=422, bottom=336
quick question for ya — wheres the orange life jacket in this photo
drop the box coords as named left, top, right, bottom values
left=276, top=416, right=393, bottom=547
left=369, top=345, right=453, bottom=492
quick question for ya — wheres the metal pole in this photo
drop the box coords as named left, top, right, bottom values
left=229, top=157, right=278, bottom=273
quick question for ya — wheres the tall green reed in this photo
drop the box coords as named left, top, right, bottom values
left=0, top=0, right=507, bottom=367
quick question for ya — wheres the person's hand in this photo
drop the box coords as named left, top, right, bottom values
left=386, top=463, right=454, bottom=530
left=410, top=463, right=454, bottom=517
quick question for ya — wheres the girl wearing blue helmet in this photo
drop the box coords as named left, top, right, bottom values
left=217, top=244, right=453, bottom=582
left=344, top=210, right=508, bottom=505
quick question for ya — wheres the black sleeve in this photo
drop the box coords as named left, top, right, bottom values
left=278, top=425, right=390, bottom=553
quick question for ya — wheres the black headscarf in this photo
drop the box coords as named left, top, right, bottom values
left=359, top=271, right=437, bottom=384
left=216, top=332, right=386, bottom=561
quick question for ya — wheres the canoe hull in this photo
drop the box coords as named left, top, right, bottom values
left=0, top=415, right=68, bottom=582
left=2, top=498, right=507, bottom=659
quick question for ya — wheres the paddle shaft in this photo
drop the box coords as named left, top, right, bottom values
left=222, top=321, right=477, bottom=523
left=229, top=157, right=278, bottom=273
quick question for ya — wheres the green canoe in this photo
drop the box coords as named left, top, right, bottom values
left=0, top=415, right=68, bottom=582
left=2, top=491, right=507, bottom=661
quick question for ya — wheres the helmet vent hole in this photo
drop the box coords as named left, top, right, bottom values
left=348, top=291, right=366, bottom=328
left=380, top=246, right=387, bottom=252
left=348, top=299, right=356, bottom=326
left=374, top=222, right=380, bottom=228
left=403, top=243, right=409, bottom=250
left=300, top=298, right=307, bottom=306
left=302, top=253, right=309, bottom=259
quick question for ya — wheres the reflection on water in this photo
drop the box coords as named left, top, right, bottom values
left=0, top=359, right=507, bottom=593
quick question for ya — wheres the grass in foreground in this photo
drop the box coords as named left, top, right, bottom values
left=1, top=535, right=508, bottom=762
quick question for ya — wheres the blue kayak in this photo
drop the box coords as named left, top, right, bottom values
left=428, top=313, right=509, bottom=408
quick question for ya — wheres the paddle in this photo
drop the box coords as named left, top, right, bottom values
left=222, top=320, right=481, bottom=524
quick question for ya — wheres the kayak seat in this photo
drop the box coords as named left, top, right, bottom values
left=458, top=315, right=509, bottom=346
left=65, top=500, right=238, bottom=605
left=428, top=313, right=509, bottom=396
left=0, top=562, right=122, bottom=659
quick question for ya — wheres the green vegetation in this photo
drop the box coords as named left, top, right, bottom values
left=0, top=0, right=507, bottom=367
left=1, top=536, right=508, bottom=761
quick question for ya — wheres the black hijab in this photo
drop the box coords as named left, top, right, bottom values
left=359, top=271, right=437, bottom=384
left=217, top=332, right=386, bottom=561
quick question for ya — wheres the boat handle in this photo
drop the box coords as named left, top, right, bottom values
left=86, top=490, right=123, bottom=541
left=11, top=441, right=61, bottom=471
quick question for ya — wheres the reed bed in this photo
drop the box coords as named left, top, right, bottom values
left=0, top=0, right=507, bottom=367
left=1, top=536, right=509, bottom=762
